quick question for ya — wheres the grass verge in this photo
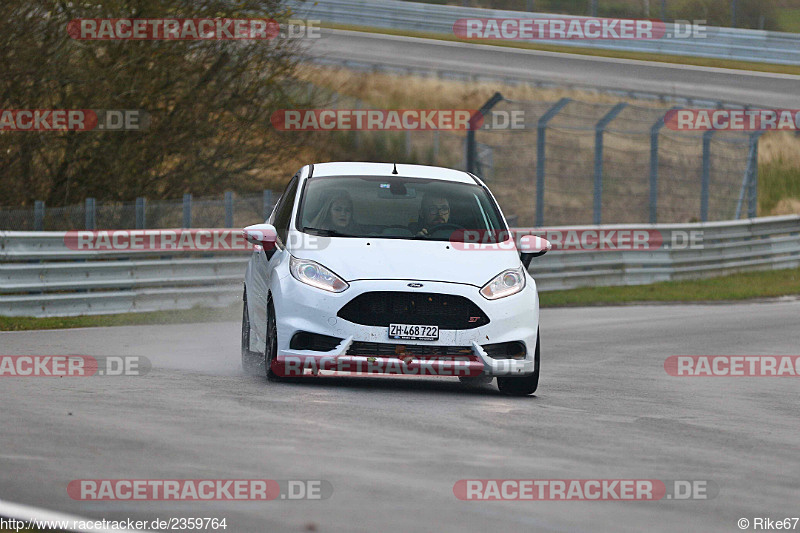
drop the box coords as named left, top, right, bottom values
left=0, top=303, right=241, bottom=332
left=539, top=266, right=800, bottom=307
left=323, top=22, right=800, bottom=77
left=1, top=268, right=799, bottom=331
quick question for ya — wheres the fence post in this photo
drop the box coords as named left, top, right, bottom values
left=701, top=130, right=714, bottom=222
left=594, top=103, right=627, bottom=225
left=747, top=132, right=761, bottom=218
left=432, top=130, right=440, bottom=165
left=536, top=97, right=571, bottom=226
left=182, top=193, right=192, bottom=228
left=85, top=197, right=96, bottom=230
left=466, top=92, right=504, bottom=174
left=224, top=191, right=234, bottom=228
left=34, top=200, right=45, bottom=231
left=649, top=108, right=675, bottom=224
left=135, top=197, right=146, bottom=229
left=405, top=130, right=412, bottom=159
left=263, top=190, right=273, bottom=221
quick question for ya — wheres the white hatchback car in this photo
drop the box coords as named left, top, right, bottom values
left=241, top=162, right=551, bottom=395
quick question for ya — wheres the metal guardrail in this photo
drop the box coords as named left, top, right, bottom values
left=289, top=0, right=800, bottom=65
left=2, top=215, right=799, bottom=317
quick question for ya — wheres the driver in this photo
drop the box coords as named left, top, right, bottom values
left=411, top=194, right=450, bottom=237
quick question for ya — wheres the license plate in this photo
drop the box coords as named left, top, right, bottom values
left=388, top=324, right=439, bottom=341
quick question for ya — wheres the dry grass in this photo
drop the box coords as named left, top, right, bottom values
left=756, top=132, right=800, bottom=215
left=297, top=65, right=667, bottom=110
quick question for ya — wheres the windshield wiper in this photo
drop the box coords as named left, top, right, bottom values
left=302, top=226, right=352, bottom=237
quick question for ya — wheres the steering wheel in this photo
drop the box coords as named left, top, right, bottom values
left=424, top=223, right=464, bottom=238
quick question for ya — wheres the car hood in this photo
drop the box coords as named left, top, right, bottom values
left=290, top=234, right=522, bottom=286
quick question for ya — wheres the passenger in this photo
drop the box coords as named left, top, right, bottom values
left=310, top=190, right=358, bottom=234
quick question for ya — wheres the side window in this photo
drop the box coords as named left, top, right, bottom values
left=273, top=176, right=299, bottom=244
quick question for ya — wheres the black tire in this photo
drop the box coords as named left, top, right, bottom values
left=496, top=330, right=540, bottom=396
left=264, top=296, right=282, bottom=381
left=241, top=289, right=263, bottom=375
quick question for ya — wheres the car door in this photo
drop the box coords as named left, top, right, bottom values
left=247, top=173, right=300, bottom=351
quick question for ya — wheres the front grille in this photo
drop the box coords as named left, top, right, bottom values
left=337, top=291, right=490, bottom=329
left=347, top=342, right=473, bottom=358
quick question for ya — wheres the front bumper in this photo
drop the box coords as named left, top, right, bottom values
left=271, top=277, right=539, bottom=377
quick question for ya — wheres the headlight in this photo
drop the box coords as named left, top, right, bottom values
left=480, top=266, right=526, bottom=300
left=290, top=256, right=349, bottom=293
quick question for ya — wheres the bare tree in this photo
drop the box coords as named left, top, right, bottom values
left=0, top=0, right=313, bottom=207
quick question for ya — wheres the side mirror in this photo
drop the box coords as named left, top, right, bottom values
left=519, top=235, right=551, bottom=268
left=243, top=223, right=278, bottom=249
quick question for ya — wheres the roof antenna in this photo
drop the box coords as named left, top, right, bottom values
left=392, top=163, right=398, bottom=175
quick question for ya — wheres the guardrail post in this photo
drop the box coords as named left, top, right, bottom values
left=747, top=132, right=761, bottom=218
left=135, top=197, right=146, bottom=229
left=263, top=190, right=273, bottom=221
left=224, top=191, right=234, bottom=228
left=85, top=197, right=96, bottom=230
left=466, top=92, right=504, bottom=175
left=536, top=98, right=571, bottom=226
left=34, top=201, right=45, bottom=231
left=701, top=130, right=714, bottom=222
left=594, top=103, right=628, bottom=225
left=182, top=193, right=192, bottom=229
left=649, top=108, right=676, bottom=224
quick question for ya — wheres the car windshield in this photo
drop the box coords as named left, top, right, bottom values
left=296, top=175, right=507, bottom=242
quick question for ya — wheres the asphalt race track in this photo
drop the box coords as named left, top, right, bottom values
left=2, top=300, right=799, bottom=532
left=307, top=29, right=800, bottom=107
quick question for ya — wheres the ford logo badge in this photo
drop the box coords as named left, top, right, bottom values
left=407, top=283, right=423, bottom=288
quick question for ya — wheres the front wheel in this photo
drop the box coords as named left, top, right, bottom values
left=264, top=296, right=282, bottom=381
left=241, top=289, right=263, bottom=376
left=496, top=330, right=540, bottom=396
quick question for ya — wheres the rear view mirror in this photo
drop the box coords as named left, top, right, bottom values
left=519, top=235, right=551, bottom=268
left=243, top=224, right=278, bottom=248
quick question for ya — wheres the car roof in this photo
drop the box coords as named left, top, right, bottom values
left=308, top=162, right=477, bottom=184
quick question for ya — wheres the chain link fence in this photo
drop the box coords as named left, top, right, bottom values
left=1, top=94, right=759, bottom=230
left=469, top=95, right=758, bottom=226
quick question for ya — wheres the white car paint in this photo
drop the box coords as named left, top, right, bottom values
left=242, top=162, right=550, bottom=382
